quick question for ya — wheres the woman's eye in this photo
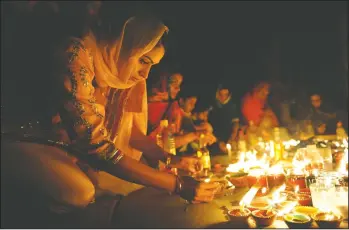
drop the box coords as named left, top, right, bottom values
left=139, top=59, right=149, bottom=65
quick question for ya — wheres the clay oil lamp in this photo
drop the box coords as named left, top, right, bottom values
left=284, top=213, right=312, bottom=229
left=251, top=209, right=277, bottom=227
left=294, top=185, right=312, bottom=206
left=287, top=168, right=307, bottom=189
left=297, top=194, right=312, bottom=206
left=267, top=164, right=286, bottom=188
left=228, top=206, right=251, bottom=224
left=312, top=211, right=343, bottom=228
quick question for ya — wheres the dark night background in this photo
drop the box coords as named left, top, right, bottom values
left=146, top=1, right=348, bottom=110
left=1, top=1, right=348, bottom=120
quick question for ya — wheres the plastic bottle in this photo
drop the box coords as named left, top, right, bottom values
left=336, top=121, right=348, bottom=140
left=198, top=134, right=211, bottom=176
left=156, top=119, right=168, bottom=148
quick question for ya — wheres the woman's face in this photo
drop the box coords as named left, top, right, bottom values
left=255, top=84, right=270, bottom=100
left=169, top=73, right=183, bottom=99
left=135, top=45, right=165, bottom=80
left=217, top=89, right=230, bottom=103
left=182, top=97, right=197, bottom=113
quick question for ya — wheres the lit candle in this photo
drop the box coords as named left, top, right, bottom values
left=295, top=185, right=299, bottom=194
left=226, top=143, right=232, bottom=159
left=270, top=141, right=275, bottom=158
left=239, top=185, right=260, bottom=212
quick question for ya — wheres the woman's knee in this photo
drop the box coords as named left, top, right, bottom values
left=57, top=176, right=96, bottom=209
left=1, top=141, right=96, bottom=209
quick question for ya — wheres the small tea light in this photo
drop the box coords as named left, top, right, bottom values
left=226, top=143, right=232, bottom=158
left=228, top=207, right=251, bottom=224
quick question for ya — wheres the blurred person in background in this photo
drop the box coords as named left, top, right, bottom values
left=241, top=81, right=279, bottom=127
left=148, top=74, right=215, bottom=153
left=305, top=93, right=339, bottom=135
left=177, top=91, right=216, bottom=155
left=208, top=84, right=241, bottom=154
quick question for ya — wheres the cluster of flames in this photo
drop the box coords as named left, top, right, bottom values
left=338, top=138, right=348, bottom=175
left=225, top=145, right=295, bottom=215
left=227, top=138, right=348, bottom=216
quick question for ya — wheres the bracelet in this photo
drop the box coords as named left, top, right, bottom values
left=110, top=149, right=125, bottom=164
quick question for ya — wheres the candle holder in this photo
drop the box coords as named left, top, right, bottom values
left=228, top=207, right=251, bottom=224
left=297, top=193, right=312, bottom=206
left=287, top=172, right=307, bottom=189
left=312, top=212, right=343, bottom=228
left=267, top=173, right=286, bottom=188
left=251, top=209, right=277, bottom=227
left=284, top=213, right=312, bottom=229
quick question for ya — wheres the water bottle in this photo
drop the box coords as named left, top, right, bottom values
left=164, top=123, right=176, bottom=156
left=163, top=123, right=177, bottom=175
left=156, top=119, right=168, bottom=148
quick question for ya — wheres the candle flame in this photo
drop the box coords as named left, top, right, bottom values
left=268, top=164, right=284, bottom=175
left=338, top=147, right=348, bottom=174
left=271, top=184, right=286, bottom=204
left=261, top=187, right=267, bottom=194
left=277, top=201, right=297, bottom=216
left=226, top=143, right=231, bottom=150
left=239, top=185, right=260, bottom=207
left=295, top=185, right=299, bottom=194
left=270, top=141, right=275, bottom=158
left=204, top=178, right=211, bottom=183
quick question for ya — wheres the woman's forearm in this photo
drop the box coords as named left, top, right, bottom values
left=102, top=155, right=176, bottom=192
left=174, top=132, right=198, bottom=148
left=129, top=134, right=167, bottom=162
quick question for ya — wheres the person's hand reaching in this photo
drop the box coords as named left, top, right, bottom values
left=170, top=155, right=202, bottom=174
left=176, top=176, right=220, bottom=203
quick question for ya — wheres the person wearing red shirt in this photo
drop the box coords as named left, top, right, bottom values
left=241, top=82, right=279, bottom=127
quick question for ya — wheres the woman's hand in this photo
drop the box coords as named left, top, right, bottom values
left=204, top=132, right=217, bottom=145
left=148, top=91, right=168, bottom=102
left=171, top=155, right=202, bottom=174
left=218, top=141, right=227, bottom=153
left=177, top=176, right=220, bottom=203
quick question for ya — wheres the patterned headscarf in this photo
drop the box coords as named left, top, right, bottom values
left=84, top=16, right=168, bottom=160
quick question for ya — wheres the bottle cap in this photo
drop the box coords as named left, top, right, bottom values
left=160, top=119, right=169, bottom=128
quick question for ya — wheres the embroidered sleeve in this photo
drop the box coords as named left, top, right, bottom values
left=60, top=39, right=121, bottom=162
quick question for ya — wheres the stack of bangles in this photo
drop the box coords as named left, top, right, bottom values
left=110, top=148, right=125, bottom=164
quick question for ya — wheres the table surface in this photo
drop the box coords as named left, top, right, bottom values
left=113, top=155, right=348, bottom=229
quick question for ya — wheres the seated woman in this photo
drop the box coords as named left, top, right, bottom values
left=1, top=7, right=220, bottom=216
left=208, top=84, right=240, bottom=154
left=241, top=81, right=279, bottom=127
left=192, top=103, right=213, bottom=133
left=148, top=73, right=215, bottom=150
left=177, top=91, right=216, bottom=155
